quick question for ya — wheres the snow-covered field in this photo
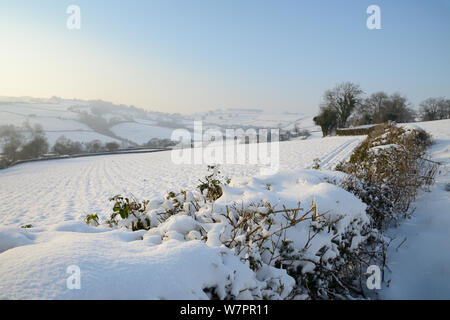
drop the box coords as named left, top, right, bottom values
left=0, top=135, right=362, bottom=227
left=193, top=109, right=316, bottom=131
left=0, top=132, right=364, bottom=299
left=0, top=99, right=124, bottom=146
left=110, top=122, right=174, bottom=144
left=0, top=118, right=448, bottom=300
left=0, top=98, right=317, bottom=148
left=0, top=98, right=183, bottom=146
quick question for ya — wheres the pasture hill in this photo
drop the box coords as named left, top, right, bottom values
left=0, top=96, right=318, bottom=148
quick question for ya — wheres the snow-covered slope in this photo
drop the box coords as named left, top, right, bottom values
left=0, top=97, right=185, bottom=146
left=0, top=135, right=363, bottom=227
left=0, top=99, right=122, bottom=146
left=0, top=167, right=370, bottom=300
left=381, top=119, right=450, bottom=299
left=0, top=98, right=319, bottom=147
left=0, top=172, right=367, bottom=300
left=194, top=109, right=313, bottom=129
left=110, top=122, right=175, bottom=145
left=191, top=108, right=320, bottom=137
left=0, top=226, right=257, bottom=299
left=0, top=132, right=365, bottom=299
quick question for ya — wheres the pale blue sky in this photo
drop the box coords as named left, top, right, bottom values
left=1, top=0, right=449, bottom=114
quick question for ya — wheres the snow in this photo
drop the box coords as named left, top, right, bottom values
left=0, top=101, right=121, bottom=146
left=110, top=122, right=175, bottom=144
left=194, top=109, right=294, bottom=127
left=0, top=102, right=77, bottom=120
left=381, top=119, right=450, bottom=299
left=0, top=101, right=123, bottom=146
left=370, top=144, right=401, bottom=155
left=1, top=114, right=448, bottom=299
left=0, top=98, right=181, bottom=146
left=44, top=131, right=121, bottom=147
left=0, top=130, right=366, bottom=299
left=1, top=99, right=322, bottom=148
left=212, top=170, right=369, bottom=267
left=0, top=231, right=261, bottom=299
left=0, top=226, right=33, bottom=253
left=0, top=135, right=363, bottom=227
left=0, top=166, right=367, bottom=299
left=347, top=124, right=378, bottom=129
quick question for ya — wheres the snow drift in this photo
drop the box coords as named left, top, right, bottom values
left=0, top=168, right=369, bottom=300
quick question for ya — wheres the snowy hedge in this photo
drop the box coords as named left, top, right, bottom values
left=337, top=123, right=437, bottom=229
left=78, top=166, right=385, bottom=299
left=0, top=165, right=389, bottom=299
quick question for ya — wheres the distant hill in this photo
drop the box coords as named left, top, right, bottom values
left=0, top=96, right=319, bottom=147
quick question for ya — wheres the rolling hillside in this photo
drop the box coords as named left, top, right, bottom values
left=0, top=97, right=319, bottom=148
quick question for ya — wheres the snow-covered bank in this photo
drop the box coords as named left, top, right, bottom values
left=0, top=226, right=258, bottom=299
left=0, top=133, right=367, bottom=299
left=381, top=119, right=450, bottom=299
left=0, top=168, right=368, bottom=299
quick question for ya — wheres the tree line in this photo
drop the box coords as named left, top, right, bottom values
left=0, top=123, right=122, bottom=169
left=0, top=123, right=49, bottom=168
left=314, top=82, right=450, bottom=136
left=0, top=122, right=178, bottom=169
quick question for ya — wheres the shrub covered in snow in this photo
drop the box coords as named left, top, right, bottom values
left=107, top=196, right=150, bottom=230
left=87, top=166, right=385, bottom=299
left=337, top=123, right=437, bottom=228
left=84, top=214, right=100, bottom=227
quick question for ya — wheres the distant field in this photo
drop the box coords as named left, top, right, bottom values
left=0, top=98, right=318, bottom=147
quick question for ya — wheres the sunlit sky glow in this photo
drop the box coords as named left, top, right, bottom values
left=1, top=0, right=449, bottom=114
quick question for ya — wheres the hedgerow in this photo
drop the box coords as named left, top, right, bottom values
left=337, top=123, right=437, bottom=229
left=86, top=166, right=386, bottom=299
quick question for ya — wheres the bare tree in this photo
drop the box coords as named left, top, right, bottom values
left=0, top=123, right=49, bottom=166
left=0, top=125, right=24, bottom=165
left=105, top=142, right=120, bottom=152
left=323, top=82, right=363, bottom=128
left=381, top=93, right=415, bottom=123
left=20, top=136, right=49, bottom=160
left=52, top=136, right=83, bottom=155
left=84, top=140, right=104, bottom=153
left=351, top=92, right=415, bottom=125
left=364, top=92, right=389, bottom=123
left=420, top=97, right=450, bottom=121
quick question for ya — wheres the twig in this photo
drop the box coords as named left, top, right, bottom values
left=395, top=237, right=407, bottom=251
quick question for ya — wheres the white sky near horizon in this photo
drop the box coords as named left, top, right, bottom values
left=0, top=0, right=449, bottom=115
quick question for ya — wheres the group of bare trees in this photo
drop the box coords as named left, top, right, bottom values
left=0, top=123, right=49, bottom=168
left=419, top=97, right=450, bottom=121
left=52, top=136, right=121, bottom=155
left=314, top=82, right=449, bottom=136
left=351, top=91, right=416, bottom=126
left=0, top=124, right=124, bottom=168
left=144, top=138, right=177, bottom=149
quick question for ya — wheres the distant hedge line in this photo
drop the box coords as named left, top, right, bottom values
left=335, top=126, right=378, bottom=136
